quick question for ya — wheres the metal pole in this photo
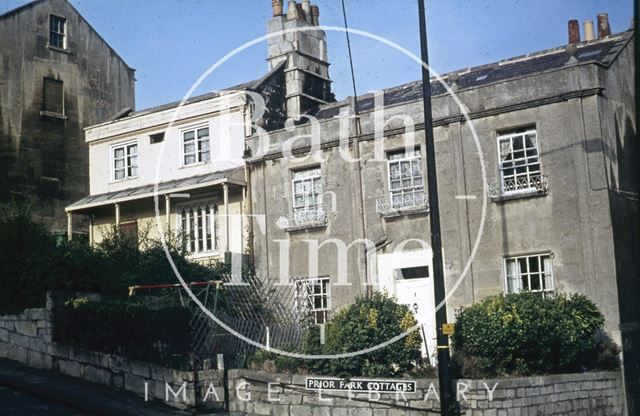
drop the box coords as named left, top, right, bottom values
left=417, top=1, right=459, bottom=414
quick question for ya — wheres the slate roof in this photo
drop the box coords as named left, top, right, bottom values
left=311, top=30, right=633, bottom=120
left=67, top=167, right=244, bottom=211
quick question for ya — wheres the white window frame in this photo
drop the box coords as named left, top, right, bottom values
left=178, top=200, right=218, bottom=258
left=110, top=141, right=138, bottom=182
left=291, top=167, right=325, bottom=226
left=181, top=124, right=210, bottom=167
left=295, top=276, right=331, bottom=324
left=503, top=253, right=554, bottom=294
left=49, top=15, right=66, bottom=49
left=497, top=128, right=542, bottom=195
left=386, top=148, right=425, bottom=210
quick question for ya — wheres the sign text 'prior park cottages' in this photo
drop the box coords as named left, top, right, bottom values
left=305, top=377, right=417, bottom=393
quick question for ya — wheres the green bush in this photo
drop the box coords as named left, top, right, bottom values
left=451, top=292, right=619, bottom=377
left=0, top=202, right=59, bottom=314
left=248, top=292, right=426, bottom=378
left=58, top=298, right=192, bottom=366
left=0, top=201, right=227, bottom=314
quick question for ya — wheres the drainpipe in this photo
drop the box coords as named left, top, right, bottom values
left=349, top=96, right=370, bottom=294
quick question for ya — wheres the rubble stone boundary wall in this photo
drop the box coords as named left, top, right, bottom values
left=227, top=369, right=625, bottom=416
left=0, top=294, right=224, bottom=411
left=0, top=295, right=625, bottom=414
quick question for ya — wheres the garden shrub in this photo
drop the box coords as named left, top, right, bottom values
left=248, top=292, right=426, bottom=378
left=0, top=202, right=59, bottom=314
left=0, top=201, right=228, bottom=314
left=59, top=298, right=192, bottom=367
left=451, top=292, right=619, bottom=378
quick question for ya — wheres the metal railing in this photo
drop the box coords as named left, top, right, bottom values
left=376, top=191, right=429, bottom=216
left=488, top=174, right=549, bottom=198
left=289, top=207, right=327, bottom=228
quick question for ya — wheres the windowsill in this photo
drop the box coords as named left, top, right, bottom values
left=380, top=206, right=429, bottom=219
left=48, top=45, right=70, bottom=54
left=186, top=251, right=221, bottom=260
left=286, top=221, right=328, bottom=233
left=40, top=111, right=67, bottom=120
left=109, top=176, right=139, bottom=184
left=180, top=161, right=211, bottom=169
left=491, top=188, right=549, bottom=203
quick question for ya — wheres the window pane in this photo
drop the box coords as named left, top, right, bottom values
left=43, top=78, right=64, bottom=114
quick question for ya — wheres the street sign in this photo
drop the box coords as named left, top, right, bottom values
left=305, top=377, right=416, bottom=393
left=442, top=323, right=455, bottom=335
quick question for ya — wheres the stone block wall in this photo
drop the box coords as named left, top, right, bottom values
left=227, top=369, right=625, bottom=416
left=0, top=294, right=225, bottom=411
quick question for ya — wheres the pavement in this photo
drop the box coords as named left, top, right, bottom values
left=0, top=357, right=221, bottom=416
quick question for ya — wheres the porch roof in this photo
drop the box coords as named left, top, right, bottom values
left=66, top=167, right=245, bottom=213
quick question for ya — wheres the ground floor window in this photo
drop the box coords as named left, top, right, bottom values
left=295, top=276, right=331, bottom=324
left=179, top=203, right=218, bottom=255
left=504, top=253, right=554, bottom=293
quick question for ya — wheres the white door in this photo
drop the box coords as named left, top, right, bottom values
left=376, top=249, right=436, bottom=363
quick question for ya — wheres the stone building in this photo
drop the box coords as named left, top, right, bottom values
left=0, top=0, right=135, bottom=233
left=245, top=2, right=638, bottom=410
left=65, top=1, right=637, bottom=411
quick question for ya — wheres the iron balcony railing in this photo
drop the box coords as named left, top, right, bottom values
left=376, top=191, right=429, bottom=216
left=289, top=207, right=328, bottom=229
left=488, top=174, right=549, bottom=199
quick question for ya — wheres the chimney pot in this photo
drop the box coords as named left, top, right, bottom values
left=272, top=0, right=283, bottom=17
left=597, top=13, right=611, bottom=38
left=286, top=1, right=299, bottom=20
left=296, top=3, right=305, bottom=21
left=301, top=0, right=312, bottom=23
left=568, top=19, right=580, bottom=44
left=311, top=4, right=320, bottom=26
left=584, top=20, right=595, bottom=41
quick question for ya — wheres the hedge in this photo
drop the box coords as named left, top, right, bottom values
left=58, top=298, right=192, bottom=367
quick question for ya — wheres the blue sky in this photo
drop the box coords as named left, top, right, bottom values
left=2, top=0, right=633, bottom=110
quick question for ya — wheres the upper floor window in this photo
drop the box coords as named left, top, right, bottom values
left=43, top=77, right=64, bottom=115
left=112, top=142, right=138, bottom=181
left=182, top=127, right=210, bottom=166
left=497, top=128, right=542, bottom=194
left=180, top=203, right=218, bottom=256
left=150, top=132, right=165, bottom=144
left=49, top=15, right=66, bottom=49
left=387, top=148, right=424, bottom=209
left=295, top=277, right=331, bottom=324
left=504, top=253, right=554, bottom=294
left=291, top=167, right=325, bottom=226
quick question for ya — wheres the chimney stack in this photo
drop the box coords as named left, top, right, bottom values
left=568, top=19, right=580, bottom=44
left=272, top=0, right=283, bottom=16
left=311, top=4, right=320, bottom=26
left=597, top=13, right=611, bottom=38
left=584, top=20, right=595, bottom=41
left=266, top=0, right=332, bottom=119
